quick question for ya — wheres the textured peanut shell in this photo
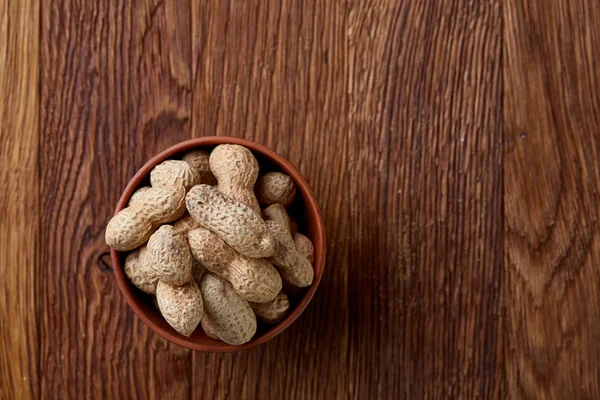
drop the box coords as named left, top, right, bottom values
left=124, top=245, right=158, bottom=294
left=150, top=160, right=200, bottom=191
left=192, top=258, right=206, bottom=284
left=188, top=227, right=282, bottom=303
left=209, top=144, right=261, bottom=214
left=266, top=220, right=314, bottom=288
left=105, top=207, right=155, bottom=251
left=147, top=225, right=193, bottom=286
left=200, top=273, right=257, bottom=345
left=138, top=184, right=187, bottom=225
left=172, top=213, right=202, bottom=235
left=182, top=150, right=217, bottom=185
left=200, top=316, right=220, bottom=340
left=255, top=172, right=297, bottom=208
left=250, top=292, right=290, bottom=323
left=128, top=186, right=151, bottom=207
left=156, top=280, right=204, bottom=337
left=293, top=233, right=314, bottom=264
left=262, top=204, right=291, bottom=232
left=186, top=185, right=274, bottom=258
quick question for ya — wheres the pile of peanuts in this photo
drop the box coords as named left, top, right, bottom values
left=105, top=144, right=314, bottom=345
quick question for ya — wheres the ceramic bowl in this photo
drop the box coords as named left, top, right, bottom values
left=110, top=137, right=326, bottom=351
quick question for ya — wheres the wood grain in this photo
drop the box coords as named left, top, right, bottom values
left=348, top=1, right=503, bottom=398
left=1, top=0, right=600, bottom=398
left=0, top=0, right=40, bottom=398
left=39, top=0, right=193, bottom=398
left=190, top=1, right=350, bottom=398
left=504, top=0, right=600, bottom=398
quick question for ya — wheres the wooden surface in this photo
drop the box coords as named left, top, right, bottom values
left=0, top=0, right=599, bottom=398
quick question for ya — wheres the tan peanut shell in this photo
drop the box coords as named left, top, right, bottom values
left=138, top=184, right=186, bottom=225
left=150, top=160, right=200, bottom=191
left=200, top=273, right=257, bottom=345
left=200, top=316, right=220, bottom=340
left=210, top=144, right=261, bottom=214
left=187, top=227, right=282, bottom=303
left=128, top=186, right=151, bottom=207
left=156, top=280, right=204, bottom=337
left=262, top=204, right=291, bottom=232
left=250, top=292, right=290, bottom=323
left=105, top=207, right=155, bottom=251
left=266, top=220, right=314, bottom=288
left=147, top=225, right=193, bottom=286
left=293, top=233, right=315, bottom=264
left=182, top=150, right=217, bottom=185
left=172, top=213, right=202, bottom=235
left=124, top=245, right=158, bottom=294
left=255, top=172, right=297, bottom=208
left=106, top=184, right=187, bottom=251
left=186, top=185, right=274, bottom=258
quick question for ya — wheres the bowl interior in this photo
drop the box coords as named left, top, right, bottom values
left=110, top=137, right=326, bottom=352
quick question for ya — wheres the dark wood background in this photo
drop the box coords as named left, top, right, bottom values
left=2, top=0, right=600, bottom=398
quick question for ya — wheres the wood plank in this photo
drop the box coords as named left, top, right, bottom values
left=347, top=1, right=503, bottom=398
left=504, top=0, right=600, bottom=398
left=39, top=0, right=193, bottom=398
left=0, top=0, right=40, bottom=398
left=190, top=1, right=350, bottom=398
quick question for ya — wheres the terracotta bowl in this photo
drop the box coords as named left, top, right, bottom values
left=110, top=137, right=326, bottom=352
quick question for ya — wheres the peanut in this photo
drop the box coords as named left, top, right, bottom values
left=182, top=150, right=217, bottom=185
left=128, top=186, right=151, bottom=207
left=209, top=144, right=261, bottom=214
left=200, top=316, right=220, bottom=340
left=124, top=244, right=158, bottom=294
left=188, top=227, right=282, bottom=303
left=200, top=273, right=257, bottom=345
left=250, top=292, right=290, bottom=323
left=147, top=225, right=192, bottom=286
left=156, top=280, right=204, bottom=337
left=265, top=220, right=314, bottom=288
left=293, top=233, right=314, bottom=264
left=105, top=184, right=186, bottom=251
left=150, top=160, right=200, bottom=191
left=172, top=213, right=202, bottom=235
left=186, top=184, right=274, bottom=258
left=262, top=204, right=291, bottom=232
left=255, top=172, right=297, bottom=208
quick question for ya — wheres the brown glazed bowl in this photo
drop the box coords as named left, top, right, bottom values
left=110, top=137, right=326, bottom=352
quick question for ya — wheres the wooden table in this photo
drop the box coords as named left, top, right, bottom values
left=2, top=0, right=599, bottom=398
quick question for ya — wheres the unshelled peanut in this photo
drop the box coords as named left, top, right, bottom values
left=293, top=233, right=314, bottom=264
left=210, top=144, right=261, bottom=214
left=147, top=225, right=192, bottom=286
left=182, top=150, right=217, bottom=185
left=150, top=160, right=200, bottom=191
left=156, top=280, right=204, bottom=337
left=186, top=184, right=274, bottom=258
left=105, top=184, right=186, bottom=251
left=265, top=220, right=314, bottom=287
left=124, top=245, right=158, bottom=294
left=262, top=203, right=291, bottom=232
left=250, top=292, right=290, bottom=323
left=200, top=273, right=257, bottom=345
left=188, top=227, right=282, bottom=303
left=255, top=172, right=296, bottom=207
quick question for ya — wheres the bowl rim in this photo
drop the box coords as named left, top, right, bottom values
left=110, top=136, right=326, bottom=352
